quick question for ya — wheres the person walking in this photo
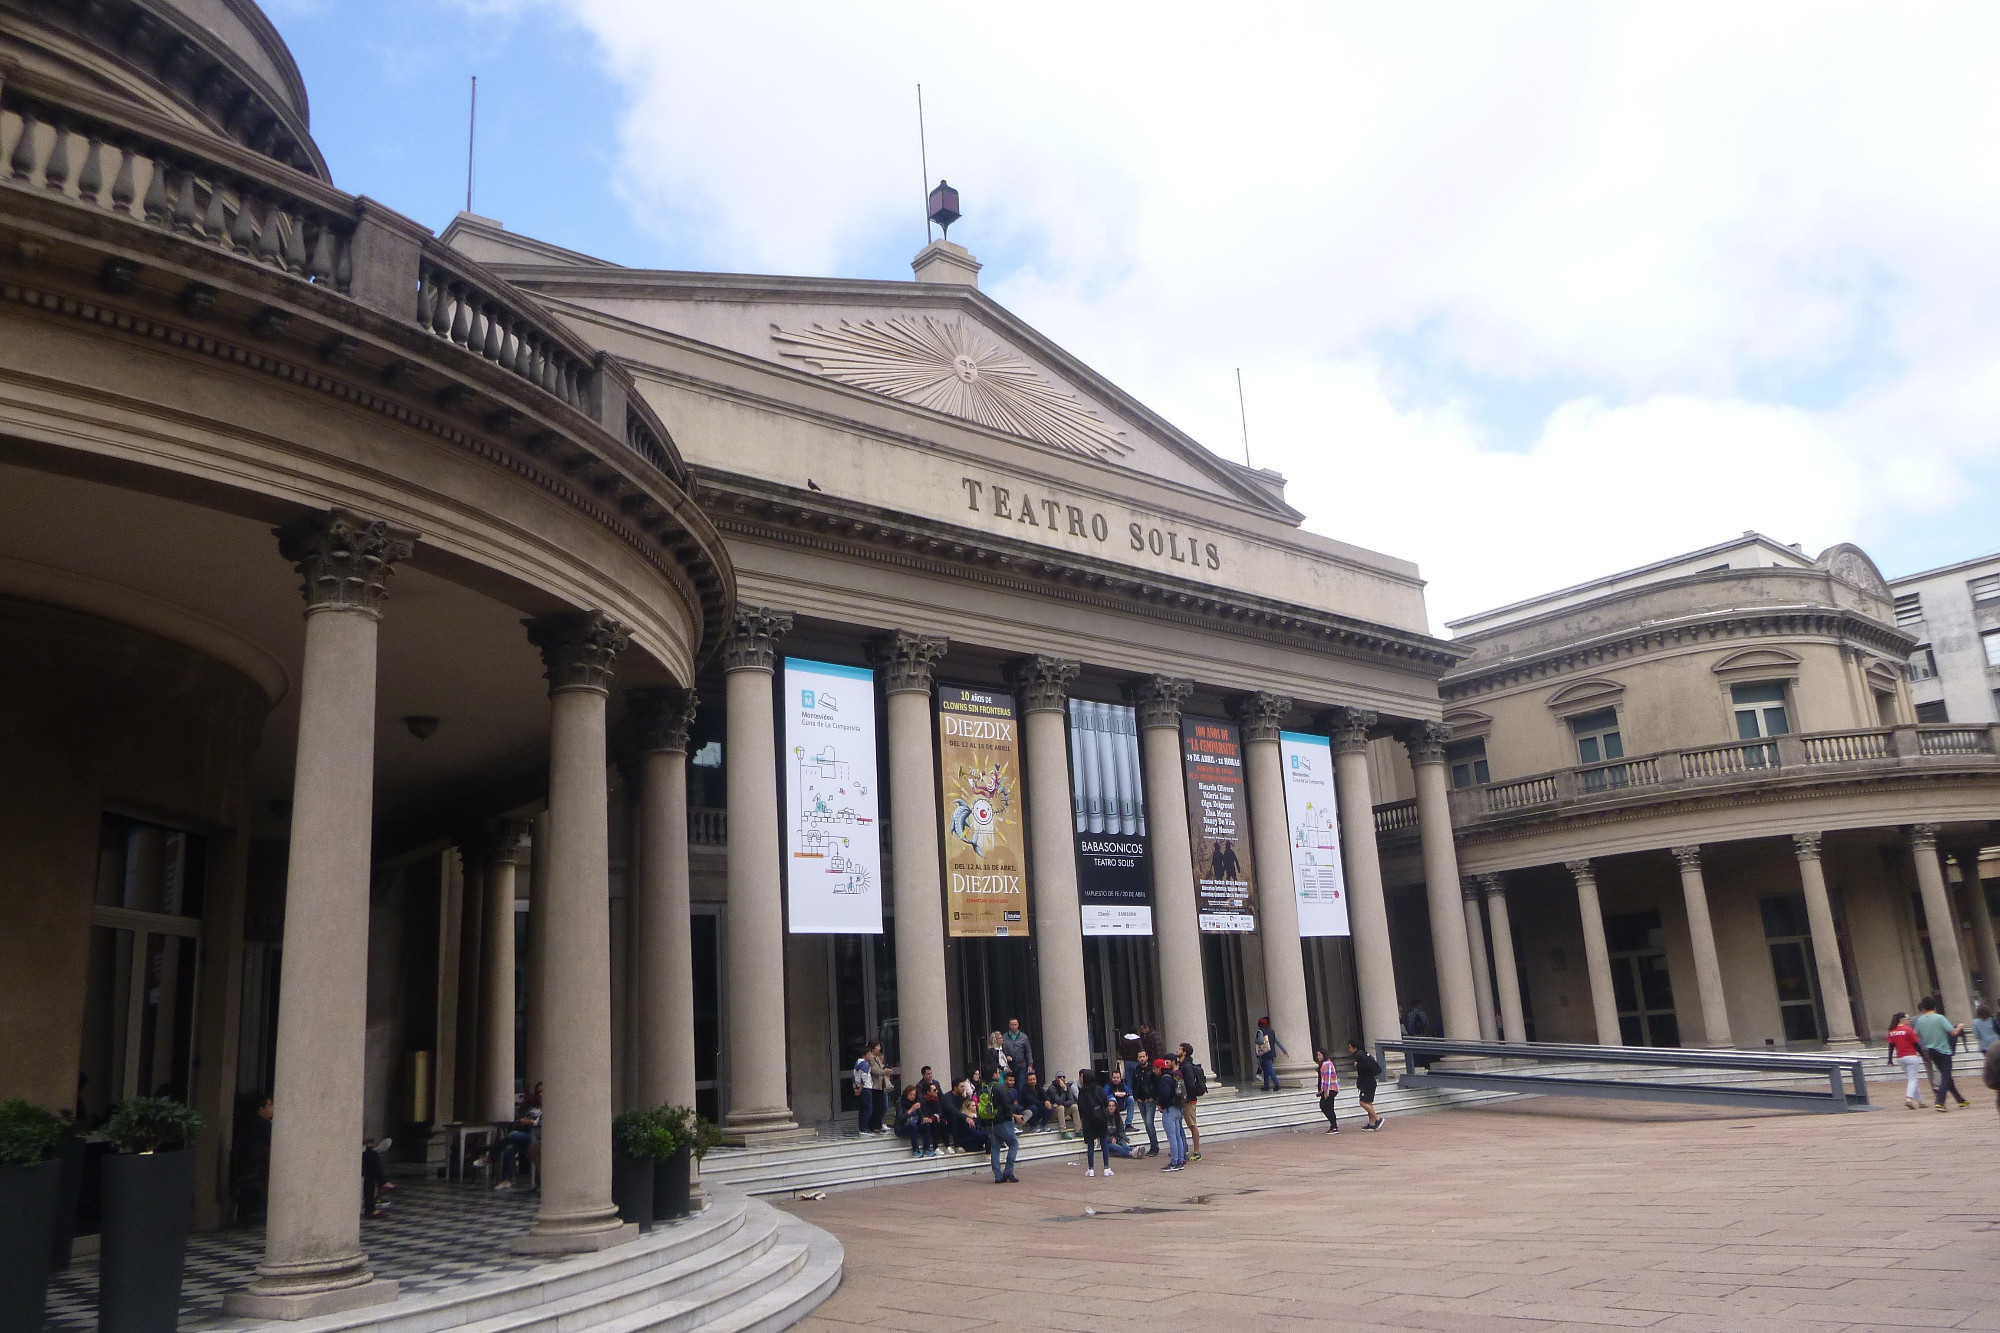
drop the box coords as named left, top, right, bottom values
left=1315, top=1048, right=1340, bottom=1132
left=1887, top=1012, right=1927, bottom=1109
left=1253, top=1018, right=1288, bottom=1092
left=1001, top=1018, right=1035, bottom=1088
left=1974, top=1003, right=1998, bottom=1056
left=1177, top=1042, right=1208, bottom=1161
left=1913, top=996, right=1971, bottom=1111
left=1346, top=1039, right=1385, bottom=1129
left=1076, top=1069, right=1116, bottom=1178
left=1130, top=1050, right=1160, bottom=1156
left=976, top=1064, right=1023, bottom=1183
left=1153, top=1057, right=1188, bottom=1171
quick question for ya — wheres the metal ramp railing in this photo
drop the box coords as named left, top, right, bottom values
left=1378, top=1037, right=1873, bottom=1113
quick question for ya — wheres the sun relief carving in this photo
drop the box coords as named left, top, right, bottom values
left=772, top=315, right=1131, bottom=461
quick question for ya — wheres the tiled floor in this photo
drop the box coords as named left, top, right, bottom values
left=786, top=1094, right=2000, bottom=1332
left=48, top=1177, right=545, bottom=1332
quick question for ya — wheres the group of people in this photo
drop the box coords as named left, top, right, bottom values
left=1888, top=997, right=2000, bottom=1113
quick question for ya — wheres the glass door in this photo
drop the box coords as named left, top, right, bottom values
left=1759, top=894, right=1826, bottom=1043
left=1605, top=910, right=1679, bottom=1047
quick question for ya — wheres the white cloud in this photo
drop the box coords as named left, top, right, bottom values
left=533, top=0, right=2000, bottom=629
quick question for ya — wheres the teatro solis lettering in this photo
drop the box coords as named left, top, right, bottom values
left=960, top=475, right=1221, bottom=570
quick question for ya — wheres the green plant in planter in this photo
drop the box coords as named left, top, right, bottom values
left=0, top=1099, right=64, bottom=1165
left=612, top=1108, right=677, bottom=1161
left=103, top=1098, right=204, bottom=1154
left=650, top=1105, right=722, bottom=1161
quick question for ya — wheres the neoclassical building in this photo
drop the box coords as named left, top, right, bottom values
left=0, top=0, right=1505, bottom=1320
left=1371, top=534, right=2000, bottom=1054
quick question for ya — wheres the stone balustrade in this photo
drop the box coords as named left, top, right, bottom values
left=416, top=251, right=592, bottom=410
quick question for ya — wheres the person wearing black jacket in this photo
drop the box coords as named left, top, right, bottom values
left=1129, top=1052, right=1160, bottom=1156
left=1347, top=1039, right=1385, bottom=1129
left=1152, top=1057, right=1188, bottom=1170
left=1076, top=1068, right=1115, bottom=1177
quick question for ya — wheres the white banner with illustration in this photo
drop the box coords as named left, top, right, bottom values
left=783, top=658, right=882, bottom=934
left=1280, top=731, right=1349, bottom=937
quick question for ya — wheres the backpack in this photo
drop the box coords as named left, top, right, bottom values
left=976, top=1086, right=1000, bottom=1121
left=1184, top=1060, right=1208, bottom=1099
left=1253, top=1030, right=1273, bottom=1056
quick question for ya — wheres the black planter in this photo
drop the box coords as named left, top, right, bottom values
left=0, top=1157, right=63, bottom=1333
left=611, top=1152, right=654, bottom=1232
left=653, top=1144, right=692, bottom=1221
left=50, top=1136, right=85, bottom=1271
left=100, top=1148, right=196, bottom=1333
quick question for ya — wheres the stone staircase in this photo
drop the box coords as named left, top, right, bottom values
left=251, top=1191, right=839, bottom=1333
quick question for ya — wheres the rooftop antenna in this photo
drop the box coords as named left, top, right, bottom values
left=465, top=75, right=477, bottom=215
left=1236, top=368, right=1252, bottom=467
left=917, top=84, right=931, bottom=244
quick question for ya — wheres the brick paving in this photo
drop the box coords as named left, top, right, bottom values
left=781, top=1094, right=2000, bottom=1331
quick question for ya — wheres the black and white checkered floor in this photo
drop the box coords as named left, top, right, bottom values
left=48, top=1178, right=548, bottom=1332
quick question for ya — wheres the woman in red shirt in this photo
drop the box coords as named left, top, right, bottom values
left=1887, top=1012, right=1927, bottom=1110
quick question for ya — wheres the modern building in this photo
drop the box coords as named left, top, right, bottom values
left=0, top=0, right=1503, bottom=1319
left=1372, top=533, right=2000, bottom=1055
left=1889, top=549, right=2000, bottom=726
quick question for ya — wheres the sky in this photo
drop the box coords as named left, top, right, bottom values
left=268, top=1, right=2000, bottom=633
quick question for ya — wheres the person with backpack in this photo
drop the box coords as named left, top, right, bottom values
left=1076, top=1068, right=1116, bottom=1177
left=1253, top=1018, right=1288, bottom=1091
left=1177, top=1042, right=1208, bottom=1161
left=1314, top=1048, right=1340, bottom=1132
left=976, top=1066, right=1023, bottom=1184
left=1347, top=1039, right=1385, bottom=1130
left=1152, top=1057, right=1188, bottom=1171
left=1913, top=996, right=1970, bottom=1111
left=851, top=1048, right=874, bottom=1136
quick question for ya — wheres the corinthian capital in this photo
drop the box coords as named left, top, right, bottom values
left=1477, top=872, right=1508, bottom=900
left=1670, top=844, right=1703, bottom=873
left=1565, top=858, right=1596, bottom=887
left=524, top=610, right=630, bottom=694
left=871, top=630, right=948, bottom=695
left=1228, top=691, right=1293, bottom=743
left=1123, top=674, right=1193, bottom=730
left=1321, top=706, right=1377, bottom=755
left=275, top=508, right=415, bottom=616
left=1792, top=831, right=1823, bottom=862
left=627, top=687, right=698, bottom=754
left=1909, top=823, right=1940, bottom=852
left=722, top=607, right=792, bottom=673
left=1009, top=655, right=1080, bottom=714
left=1400, top=719, right=1451, bottom=766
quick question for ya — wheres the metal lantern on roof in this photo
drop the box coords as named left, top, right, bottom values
left=927, top=179, right=961, bottom=238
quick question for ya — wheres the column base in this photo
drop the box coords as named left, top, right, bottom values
left=223, top=1278, right=398, bottom=1321
left=719, top=1106, right=815, bottom=1147
left=511, top=1221, right=639, bottom=1255
left=1823, top=1036, right=1867, bottom=1050
left=1269, top=1059, right=1317, bottom=1088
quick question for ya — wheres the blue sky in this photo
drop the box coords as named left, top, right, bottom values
left=269, top=1, right=2000, bottom=628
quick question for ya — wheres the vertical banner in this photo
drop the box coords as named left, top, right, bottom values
left=783, top=658, right=881, bottom=933
left=1072, top=700, right=1152, bottom=934
left=1280, top=731, right=1349, bottom=936
left=937, top=685, right=1029, bottom=937
left=1181, top=717, right=1258, bottom=933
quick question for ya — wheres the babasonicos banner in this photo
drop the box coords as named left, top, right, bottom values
left=1069, top=699, right=1152, bottom=935
left=1280, top=730, right=1349, bottom=936
left=783, top=658, right=881, bottom=934
left=937, top=685, right=1029, bottom=937
left=1181, top=716, right=1258, bottom=933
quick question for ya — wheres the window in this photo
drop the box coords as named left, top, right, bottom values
left=1984, top=629, right=2000, bottom=668
left=1446, top=737, right=1489, bottom=788
left=1908, top=647, right=1938, bottom=681
left=1970, top=573, right=2000, bottom=605
left=1731, top=682, right=1791, bottom=739
left=1568, top=708, right=1623, bottom=765
left=1894, top=592, right=1924, bottom=627
left=1916, top=700, right=1950, bottom=723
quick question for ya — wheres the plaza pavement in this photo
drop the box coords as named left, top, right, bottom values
left=781, top=1093, right=2000, bottom=1332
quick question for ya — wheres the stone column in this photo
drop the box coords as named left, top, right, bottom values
left=721, top=609, right=806, bottom=1142
left=1669, top=845, right=1732, bottom=1049
left=1460, top=881, right=1498, bottom=1042
left=1908, top=825, right=1973, bottom=1023
left=628, top=689, right=699, bottom=1111
left=515, top=612, right=634, bottom=1254
left=1565, top=859, right=1622, bottom=1045
left=1323, top=708, right=1401, bottom=1048
left=1479, top=874, right=1527, bottom=1042
left=871, top=631, right=953, bottom=1085
left=228, top=510, right=410, bottom=1319
left=523, top=809, right=551, bottom=1094
left=1125, top=674, right=1211, bottom=1066
left=1231, top=691, right=1315, bottom=1083
left=1957, top=850, right=2000, bottom=1003
left=1014, top=656, right=1092, bottom=1085
left=477, top=821, right=527, bottom=1122
left=1402, top=721, right=1480, bottom=1040
left=1791, top=834, right=1858, bottom=1045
